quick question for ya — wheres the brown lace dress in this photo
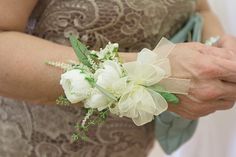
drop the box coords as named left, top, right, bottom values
left=0, top=0, right=196, bottom=157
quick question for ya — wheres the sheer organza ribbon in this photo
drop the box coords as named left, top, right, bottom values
left=119, top=38, right=190, bottom=125
left=153, top=38, right=190, bottom=95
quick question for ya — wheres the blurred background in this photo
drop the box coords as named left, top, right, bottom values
left=149, top=0, right=236, bottom=156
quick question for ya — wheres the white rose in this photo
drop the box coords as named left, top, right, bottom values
left=95, top=60, right=123, bottom=89
left=84, top=89, right=110, bottom=111
left=85, top=60, right=126, bottom=110
left=60, top=69, right=91, bottom=103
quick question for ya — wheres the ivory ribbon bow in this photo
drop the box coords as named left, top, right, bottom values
left=118, top=38, right=190, bottom=126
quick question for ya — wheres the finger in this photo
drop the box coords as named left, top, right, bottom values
left=217, top=35, right=236, bottom=51
left=169, top=95, right=234, bottom=119
left=213, top=57, right=236, bottom=82
left=178, top=42, right=206, bottom=51
left=213, top=100, right=235, bottom=110
left=189, top=56, right=236, bottom=80
left=189, top=79, right=224, bottom=101
left=168, top=102, right=215, bottom=120
left=199, top=46, right=235, bottom=60
left=168, top=105, right=200, bottom=120
left=215, top=37, right=225, bottom=48
left=196, top=56, right=236, bottom=80
left=216, top=35, right=232, bottom=48
left=169, top=96, right=214, bottom=115
left=177, top=95, right=234, bottom=111
left=189, top=78, right=236, bottom=101
left=219, top=81, right=236, bottom=100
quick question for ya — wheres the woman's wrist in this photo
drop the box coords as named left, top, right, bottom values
left=119, top=52, right=137, bottom=62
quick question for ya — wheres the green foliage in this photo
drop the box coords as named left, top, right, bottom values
left=148, top=84, right=180, bottom=104
left=72, top=108, right=109, bottom=141
left=69, top=35, right=92, bottom=68
left=85, top=76, right=96, bottom=87
left=45, top=61, right=73, bottom=71
left=56, top=95, right=71, bottom=106
left=159, top=92, right=179, bottom=104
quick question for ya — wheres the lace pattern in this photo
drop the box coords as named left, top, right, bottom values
left=0, top=97, right=154, bottom=157
left=29, top=0, right=195, bottom=51
left=1, top=0, right=196, bottom=156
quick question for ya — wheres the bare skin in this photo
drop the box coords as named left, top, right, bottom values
left=167, top=0, right=236, bottom=119
left=168, top=43, right=236, bottom=119
left=218, top=35, right=236, bottom=53
left=0, top=1, right=137, bottom=104
left=0, top=0, right=235, bottom=119
left=197, top=0, right=225, bottom=41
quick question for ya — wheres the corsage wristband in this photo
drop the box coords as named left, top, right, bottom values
left=46, top=36, right=190, bottom=140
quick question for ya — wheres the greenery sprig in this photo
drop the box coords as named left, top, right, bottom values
left=72, top=108, right=109, bottom=141
left=56, top=95, right=71, bottom=106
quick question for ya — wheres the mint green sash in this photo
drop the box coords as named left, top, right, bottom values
left=155, top=14, right=203, bottom=154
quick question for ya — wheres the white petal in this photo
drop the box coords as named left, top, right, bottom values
left=103, top=60, right=122, bottom=76
left=132, top=111, right=154, bottom=126
left=118, top=93, right=134, bottom=113
left=95, top=60, right=122, bottom=89
left=124, top=62, right=165, bottom=86
left=137, top=48, right=158, bottom=64
left=60, top=70, right=91, bottom=103
left=148, top=89, right=168, bottom=115
left=84, top=90, right=109, bottom=110
left=136, top=88, right=157, bottom=114
left=112, top=77, right=128, bottom=96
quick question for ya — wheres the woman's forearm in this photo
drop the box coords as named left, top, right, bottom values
left=0, top=31, right=136, bottom=104
left=197, top=0, right=224, bottom=41
left=200, top=11, right=224, bottom=41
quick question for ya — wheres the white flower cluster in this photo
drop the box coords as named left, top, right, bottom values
left=60, top=46, right=169, bottom=126
left=97, top=42, right=119, bottom=60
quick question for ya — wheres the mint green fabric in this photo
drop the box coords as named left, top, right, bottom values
left=155, top=14, right=203, bottom=154
left=171, top=13, right=203, bottom=43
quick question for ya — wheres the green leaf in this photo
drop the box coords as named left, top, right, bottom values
left=159, top=92, right=179, bottom=104
left=147, top=84, right=179, bottom=104
left=56, top=95, right=71, bottom=106
left=69, top=35, right=92, bottom=68
left=94, top=84, right=117, bottom=101
left=85, top=76, right=96, bottom=87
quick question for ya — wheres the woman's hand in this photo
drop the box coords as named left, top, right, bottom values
left=217, top=35, right=236, bottom=52
left=167, top=42, right=236, bottom=119
left=168, top=96, right=234, bottom=120
left=213, top=35, right=236, bottom=83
